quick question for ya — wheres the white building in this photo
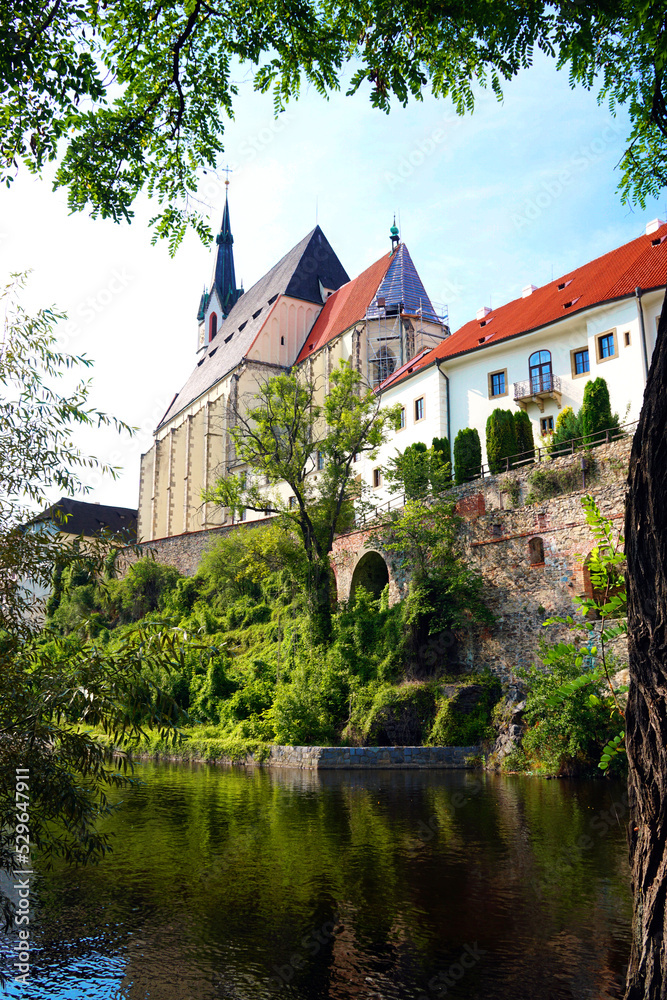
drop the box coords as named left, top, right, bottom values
left=138, top=210, right=667, bottom=540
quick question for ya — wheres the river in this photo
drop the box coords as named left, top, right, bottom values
left=1, top=762, right=631, bottom=999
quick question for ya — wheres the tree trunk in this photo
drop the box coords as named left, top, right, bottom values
left=625, top=287, right=667, bottom=999
left=308, top=557, right=333, bottom=644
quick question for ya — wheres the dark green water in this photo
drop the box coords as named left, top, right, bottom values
left=1, top=762, right=632, bottom=999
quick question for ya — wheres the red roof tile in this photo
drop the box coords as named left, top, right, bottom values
left=296, top=251, right=394, bottom=363
left=393, top=223, right=667, bottom=383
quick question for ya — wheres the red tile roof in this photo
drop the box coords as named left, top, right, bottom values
left=385, top=222, right=667, bottom=385
left=296, top=251, right=394, bottom=363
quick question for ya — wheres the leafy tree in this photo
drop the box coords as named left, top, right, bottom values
left=383, top=440, right=451, bottom=499
left=549, top=405, right=581, bottom=456
left=3, top=5, right=667, bottom=247
left=580, top=376, right=619, bottom=445
left=0, top=276, right=184, bottom=945
left=486, top=408, right=517, bottom=474
left=203, top=361, right=400, bottom=641
left=453, top=427, right=482, bottom=484
left=513, top=410, right=534, bottom=462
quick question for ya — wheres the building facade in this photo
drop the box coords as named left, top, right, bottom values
left=138, top=208, right=666, bottom=542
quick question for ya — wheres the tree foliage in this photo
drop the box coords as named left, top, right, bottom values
left=513, top=410, right=534, bottom=461
left=383, top=438, right=451, bottom=499
left=203, top=361, right=400, bottom=640
left=486, top=407, right=517, bottom=474
left=580, top=376, right=618, bottom=445
left=2, top=4, right=667, bottom=247
left=0, top=278, right=184, bottom=944
left=453, top=426, right=482, bottom=484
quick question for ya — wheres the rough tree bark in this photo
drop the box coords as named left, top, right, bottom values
left=625, top=288, right=667, bottom=1000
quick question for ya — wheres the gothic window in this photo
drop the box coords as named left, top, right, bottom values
left=528, top=350, right=552, bottom=393
left=373, top=348, right=396, bottom=387
left=209, top=312, right=218, bottom=341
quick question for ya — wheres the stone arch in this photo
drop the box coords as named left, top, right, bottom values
left=350, top=550, right=390, bottom=599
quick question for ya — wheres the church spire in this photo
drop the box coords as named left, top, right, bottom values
left=213, top=180, right=242, bottom=318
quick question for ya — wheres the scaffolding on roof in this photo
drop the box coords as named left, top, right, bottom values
left=365, top=298, right=450, bottom=390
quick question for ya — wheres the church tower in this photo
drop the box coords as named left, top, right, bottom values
left=197, top=181, right=243, bottom=348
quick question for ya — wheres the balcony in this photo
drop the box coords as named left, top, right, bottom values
left=513, top=373, right=562, bottom=412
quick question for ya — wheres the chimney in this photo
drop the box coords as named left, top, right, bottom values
left=476, top=306, right=492, bottom=321
left=522, top=284, right=538, bottom=298
left=646, top=218, right=664, bottom=236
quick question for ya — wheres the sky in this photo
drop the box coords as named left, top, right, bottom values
left=1, top=51, right=665, bottom=511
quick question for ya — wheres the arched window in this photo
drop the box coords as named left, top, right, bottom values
left=528, top=350, right=552, bottom=393
left=209, top=312, right=218, bottom=342
left=373, top=348, right=396, bottom=387
left=528, top=536, right=545, bottom=565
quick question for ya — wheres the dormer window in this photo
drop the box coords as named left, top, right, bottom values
left=209, top=312, right=218, bottom=341
left=557, top=279, right=572, bottom=291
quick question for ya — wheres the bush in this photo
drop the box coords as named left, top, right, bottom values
left=580, top=376, right=619, bottom=444
left=513, top=644, right=627, bottom=776
left=453, top=427, right=482, bottom=484
left=486, top=408, right=517, bottom=474
left=513, top=410, right=535, bottom=462
left=549, top=405, right=581, bottom=455
left=432, top=436, right=451, bottom=475
left=525, top=463, right=586, bottom=503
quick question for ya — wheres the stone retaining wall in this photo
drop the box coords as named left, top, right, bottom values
left=258, top=744, right=481, bottom=769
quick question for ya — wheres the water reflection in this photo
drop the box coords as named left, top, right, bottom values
left=0, top=764, right=631, bottom=999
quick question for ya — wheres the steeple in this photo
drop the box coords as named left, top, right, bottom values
left=390, top=215, right=400, bottom=251
left=212, top=181, right=242, bottom=318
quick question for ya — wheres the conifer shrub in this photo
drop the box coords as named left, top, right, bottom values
left=453, top=427, right=482, bottom=484
left=432, top=435, right=451, bottom=471
left=513, top=410, right=535, bottom=462
left=486, top=408, right=517, bottom=474
left=580, top=376, right=619, bottom=444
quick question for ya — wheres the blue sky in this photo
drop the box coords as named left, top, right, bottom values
left=1, top=51, right=664, bottom=510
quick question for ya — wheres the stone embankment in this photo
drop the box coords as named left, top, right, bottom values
left=260, top=745, right=481, bottom=769
left=142, top=744, right=482, bottom=770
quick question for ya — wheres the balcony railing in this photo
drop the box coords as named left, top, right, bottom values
left=513, top=373, right=561, bottom=400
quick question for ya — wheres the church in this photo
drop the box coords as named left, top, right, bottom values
left=138, top=190, right=667, bottom=543
left=138, top=189, right=448, bottom=541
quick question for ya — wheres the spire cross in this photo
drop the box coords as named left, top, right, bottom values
left=221, top=164, right=233, bottom=186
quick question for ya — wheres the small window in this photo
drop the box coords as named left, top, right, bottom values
left=317, top=451, right=324, bottom=471
left=529, top=536, right=545, bottom=566
left=488, top=370, right=507, bottom=398
left=399, top=406, right=406, bottom=429
left=280, top=335, right=285, bottom=346
left=414, top=397, right=425, bottom=422
left=571, top=347, right=590, bottom=378
left=540, top=416, right=554, bottom=435
left=491, top=523, right=502, bottom=538
left=268, top=293, right=279, bottom=305
left=624, top=330, right=631, bottom=347
left=373, top=468, right=382, bottom=488
left=353, top=453, right=358, bottom=464
left=252, top=308, right=263, bottom=319
left=288, top=496, right=296, bottom=509
left=209, top=312, right=218, bottom=341
left=240, top=508, right=247, bottom=522
left=596, top=331, right=617, bottom=362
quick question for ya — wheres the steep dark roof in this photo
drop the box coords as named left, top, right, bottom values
left=31, top=498, right=137, bottom=541
left=212, top=191, right=242, bottom=318
left=159, top=226, right=349, bottom=428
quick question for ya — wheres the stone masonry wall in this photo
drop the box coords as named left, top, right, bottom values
left=120, top=435, right=632, bottom=683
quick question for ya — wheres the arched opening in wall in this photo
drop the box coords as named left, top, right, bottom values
left=350, top=551, right=389, bottom=600
left=209, top=312, right=218, bottom=341
left=528, top=536, right=545, bottom=566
